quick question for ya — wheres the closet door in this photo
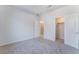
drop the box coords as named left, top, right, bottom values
left=76, top=15, right=79, bottom=49
left=64, top=14, right=78, bottom=49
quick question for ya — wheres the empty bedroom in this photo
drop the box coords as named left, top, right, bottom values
left=0, top=5, right=79, bottom=54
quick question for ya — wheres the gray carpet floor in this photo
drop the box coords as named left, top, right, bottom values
left=0, top=37, right=79, bottom=54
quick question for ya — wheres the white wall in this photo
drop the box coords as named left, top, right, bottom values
left=0, top=6, right=11, bottom=45
left=0, top=6, right=37, bottom=46
left=34, top=16, right=40, bottom=38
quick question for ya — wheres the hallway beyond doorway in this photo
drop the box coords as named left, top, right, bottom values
left=40, top=20, right=44, bottom=38
left=56, top=16, right=64, bottom=44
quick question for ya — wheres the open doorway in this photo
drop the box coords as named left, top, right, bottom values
left=39, top=20, right=44, bottom=38
left=56, top=16, right=64, bottom=44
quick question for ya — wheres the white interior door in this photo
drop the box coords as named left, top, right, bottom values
left=64, top=14, right=79, bottom=49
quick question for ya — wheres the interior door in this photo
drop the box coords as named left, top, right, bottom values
left=64, top=14, right=79, bottom=49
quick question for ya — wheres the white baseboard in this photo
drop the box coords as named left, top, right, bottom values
left=64, top=42, right=79, bottom=49
left=0, top=37, right=35, bottom=46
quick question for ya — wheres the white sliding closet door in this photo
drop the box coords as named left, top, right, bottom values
left=64, top=14, right=79, bottom=49
left=76, top=15, right=79, bottom=49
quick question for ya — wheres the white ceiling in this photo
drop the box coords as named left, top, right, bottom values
left=13, top=5, right=67, bottom=15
